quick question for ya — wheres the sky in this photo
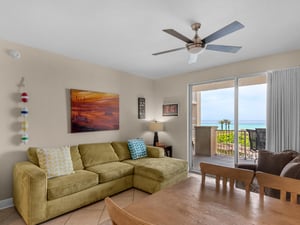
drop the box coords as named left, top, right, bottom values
left=201, top=84, right=266, bottom=122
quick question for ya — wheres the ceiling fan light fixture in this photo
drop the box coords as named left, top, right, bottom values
left=186, top=43, right=204, bottom=54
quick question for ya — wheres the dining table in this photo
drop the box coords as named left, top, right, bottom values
left=125, top=176, right=300, bottom=225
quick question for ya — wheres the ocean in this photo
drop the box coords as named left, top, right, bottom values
left=201, top=120, right=266, bottom=130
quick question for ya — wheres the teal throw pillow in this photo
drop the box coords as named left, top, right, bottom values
left=128, top=139, right=147, bottom=160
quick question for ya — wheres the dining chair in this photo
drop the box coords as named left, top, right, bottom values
left=200, top=162, right=255, bottom=193
left=105, top=197, right=155, bottom=225
left=256, top=171, right=300, bottom=204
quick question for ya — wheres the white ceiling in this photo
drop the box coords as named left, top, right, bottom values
left=1, top=0, right=300, bottom=79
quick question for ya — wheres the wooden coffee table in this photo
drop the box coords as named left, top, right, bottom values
left=125, top=176, right=300, bottom=225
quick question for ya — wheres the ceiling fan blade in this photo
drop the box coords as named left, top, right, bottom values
left=188, top=53, right=198, bottom=64
left=163, top=29, right=193, bottom=43
left=202, top=21, right=244, bottom=44
left=206, top=44, right=242, bottom=53
left=152, top=47, right=185, bottom=55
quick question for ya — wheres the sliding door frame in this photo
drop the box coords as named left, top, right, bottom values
left=188, top=73, right=267, bottom=173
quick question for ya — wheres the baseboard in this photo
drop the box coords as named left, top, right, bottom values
left=0, top=198, right=13, bottom=210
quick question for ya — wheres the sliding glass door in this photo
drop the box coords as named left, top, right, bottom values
left=189, top=74, right=266, bottom=172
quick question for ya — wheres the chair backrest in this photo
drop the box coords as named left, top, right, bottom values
left=256, top=171, right=300, bottom=204
left=255, top=128, right=266, bottom=150
left=105, top=197, right=155, bottom=225
left=200, top=162, right=255, bottom=193
left=246, top=129, right=257, bottom=150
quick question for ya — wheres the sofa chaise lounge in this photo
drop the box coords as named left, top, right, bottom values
left=13, top=141, right=188, bottom=225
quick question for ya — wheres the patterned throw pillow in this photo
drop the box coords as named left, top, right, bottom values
left=128, top=139, right=147, bottom=160
left=36, top=146, right=74, bottom=178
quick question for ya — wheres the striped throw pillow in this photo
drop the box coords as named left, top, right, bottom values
left=128, top=139, right=147, bottom=160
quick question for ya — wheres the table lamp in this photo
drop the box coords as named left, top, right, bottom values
left=149, top=121, right=164, bottom=146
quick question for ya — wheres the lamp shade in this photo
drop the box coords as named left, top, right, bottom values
left=149, top=121, right=164, bottom=132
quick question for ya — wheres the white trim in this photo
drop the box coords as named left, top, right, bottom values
left=0, top=198, right=14, bottom=210
left=234, top=77, right=239, bottom=164
left=187, top=83, right=193, bottom=172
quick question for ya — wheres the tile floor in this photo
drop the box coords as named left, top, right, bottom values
left=0, top=173, right=202, bottom=225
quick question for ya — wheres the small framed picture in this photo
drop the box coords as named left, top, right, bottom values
left=163, top=103, right=178, bottom=116
left=138, top=97, right=145, bottom=119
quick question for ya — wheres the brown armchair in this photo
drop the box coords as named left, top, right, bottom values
left=236, top=149, right=300, bottom=198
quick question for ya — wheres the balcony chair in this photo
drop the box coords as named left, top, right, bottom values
left=246, top=128, right=266, bottom=162
left=255, top=128, right=266, bottom=150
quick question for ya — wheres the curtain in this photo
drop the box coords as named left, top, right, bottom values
left=266, top=67, right=300, bottom=152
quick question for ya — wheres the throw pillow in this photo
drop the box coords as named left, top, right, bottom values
left=257, top=150, right=294, bottom=175
left=290, top=154, right=300, bottom=163
left=280, top=162, right=300, bottom=179
left=128, top=139, right=147, bottom=160
left=36, top=146, right=74, bottom=179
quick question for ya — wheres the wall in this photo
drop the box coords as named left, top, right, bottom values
left=153, top=50, right=300, bottom=161
left=0, top=39, right=155, bottom=202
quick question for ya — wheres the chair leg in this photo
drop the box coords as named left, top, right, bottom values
left=254, top=151, right=258, bottom=163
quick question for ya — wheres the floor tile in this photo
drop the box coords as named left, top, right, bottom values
left=65, top=208, right=100, bottom=225
left=133, top=189, right=150, bottom=202
left=98, top=208, right=110, bottom=224
left=41, top=212, right=72, bottom=225
left=98, top=218, right=112, bottom=225
left=0, top=207, right=15, bottom=223
left=0, top=211, right=26, bottom=225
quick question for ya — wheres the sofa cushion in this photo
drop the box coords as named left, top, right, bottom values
left=70, top=146, right=84, bottom=170
left=147, top=146, right=165, bottom=158
left=111, top=142, right=131, bottom=161
left=27, top=146, right=84, bottom=170
left=86, top=162, right=134, bottom=183
left=128, top=139, right=147, bottom=160
left=36, top=146, right=74, bottom=178
left=79, top=143, right=119, bottom=167
left=47, top=170, right=98, bottom=200
left=27, top=147, right=39, bottom=165
left=124, top=157, right=188, bottom=182
left=257, top=150, right=295, bottom=175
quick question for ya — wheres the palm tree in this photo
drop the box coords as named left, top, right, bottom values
left=227, top=120, right=231, bottom=130
left=219, top=120, right=225, bottom=130
left=222, top=119, right=231, bottom=130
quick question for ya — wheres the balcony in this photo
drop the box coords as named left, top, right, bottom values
left=192, top=128, right=259, bottom=169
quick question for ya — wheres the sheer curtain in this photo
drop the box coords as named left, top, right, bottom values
left=266, top=67, right=300, bottom=152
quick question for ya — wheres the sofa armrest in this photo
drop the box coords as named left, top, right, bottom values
left=235, top=163, right=257, bottom=172
left=13, top=161, right=47, bottom=225
left=146, top=146, right=165, bottom=158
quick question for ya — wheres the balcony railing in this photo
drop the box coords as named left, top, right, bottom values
left=216, top=129, right=252, bottom=159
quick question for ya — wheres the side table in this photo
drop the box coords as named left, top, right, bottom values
left=163, top=146, right=172, bottom=157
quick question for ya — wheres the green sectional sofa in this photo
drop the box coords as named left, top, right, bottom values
left=13, top=142, right=188, bottom=225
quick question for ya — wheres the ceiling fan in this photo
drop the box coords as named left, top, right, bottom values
left=152, top=21, right=245, bottom=64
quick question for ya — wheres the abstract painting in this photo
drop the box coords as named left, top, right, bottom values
left=70, top=89, right=119, bottom=133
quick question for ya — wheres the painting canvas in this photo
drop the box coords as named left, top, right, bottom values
left=70, top=89, right=119, bottom=133
left=163, top=103, right=179, bottom=116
